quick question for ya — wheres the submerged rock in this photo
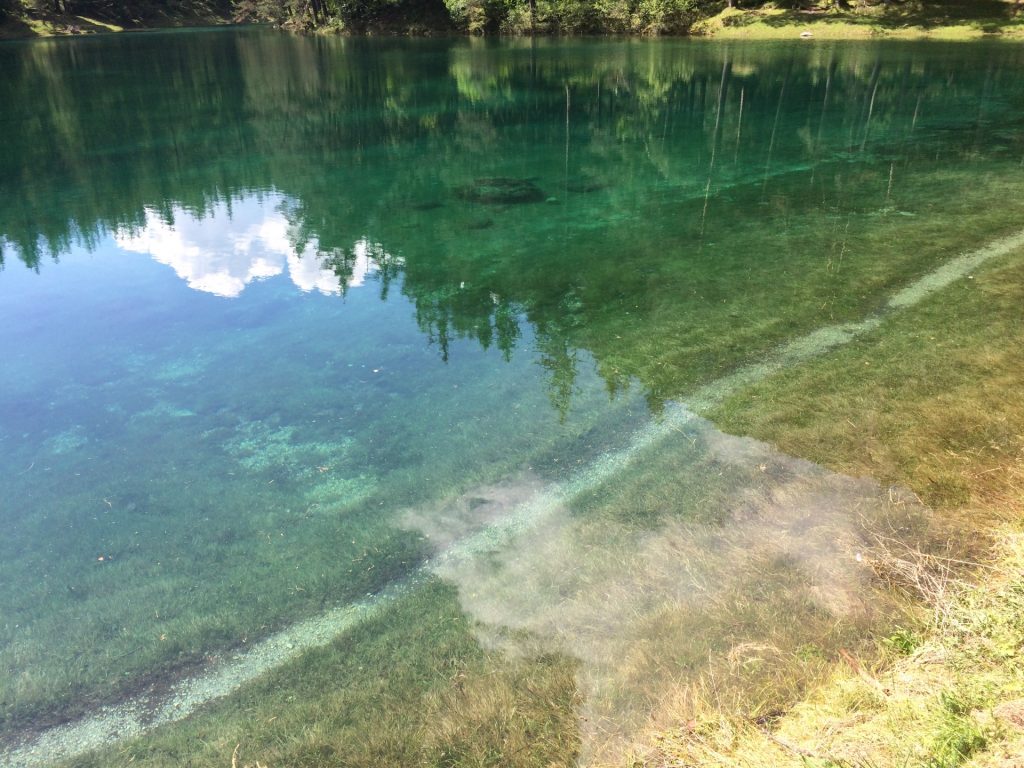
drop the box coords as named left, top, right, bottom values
left=455, top=177, right=546, bottom=205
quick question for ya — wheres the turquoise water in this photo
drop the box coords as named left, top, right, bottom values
left=2, top=30, right=1024, bottom=765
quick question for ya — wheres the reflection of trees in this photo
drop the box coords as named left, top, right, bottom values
left=4, top=32, right=1024, bottom=406
left=0, top=33, right=262, bottom=268
left=410, top=283, right=522, bottom=363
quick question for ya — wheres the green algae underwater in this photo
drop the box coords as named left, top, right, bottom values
left=1, top=29, right=1023, bottom=767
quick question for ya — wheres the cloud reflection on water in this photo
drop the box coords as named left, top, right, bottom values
left=114, top=196, right=385, bottom=298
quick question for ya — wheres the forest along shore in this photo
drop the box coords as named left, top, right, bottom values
left=0, top=0, right=232, bottom=39
left=3, top=0, right=1024, bottom=39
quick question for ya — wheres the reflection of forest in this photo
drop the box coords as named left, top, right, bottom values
left=3, top=32, right=1024, bottom=407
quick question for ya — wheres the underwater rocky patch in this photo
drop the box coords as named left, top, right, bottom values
left=45, top=426, right=89, bottom=455
left=455, top=177, right=546, bottom=205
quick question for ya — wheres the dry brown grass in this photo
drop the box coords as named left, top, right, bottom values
left=649, top=529, right=1024, bottom=768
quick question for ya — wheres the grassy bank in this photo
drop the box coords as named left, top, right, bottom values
left=0, top=1, right=231, bottom=40
left=694, top=1, right=1024, bottom=40
left=653, top=529, right=1024, bottom=766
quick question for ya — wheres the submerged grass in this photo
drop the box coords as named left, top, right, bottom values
left=646, top=224, right=1024, bottom=764
left=27, top=234, right=1022, bottom=768
left=0, top=332, right=642, bottom=740
left=571, top=158, right=1024, bottom=409
left=39, top=382, right=968, bottom=766
left=5, top=33, right=1024, bottom=766
left=706, top=252, right=1024, bottom=513
left=21, top=150, right=1024, bottom=768
left=61, top=580, right=584, bottom=768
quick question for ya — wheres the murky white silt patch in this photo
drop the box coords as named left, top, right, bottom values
left=3, top=228, right=1021, bottom=768
left=421, top=420, right=917, bottom=764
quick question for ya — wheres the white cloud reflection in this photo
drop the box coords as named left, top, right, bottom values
left=114, top=196, right=388, bottom=298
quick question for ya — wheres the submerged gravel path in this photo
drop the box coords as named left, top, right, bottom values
left=4, top=227, right=1023, bottom=768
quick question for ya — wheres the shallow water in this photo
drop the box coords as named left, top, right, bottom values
left=1, top=30, right=1023, bottom=766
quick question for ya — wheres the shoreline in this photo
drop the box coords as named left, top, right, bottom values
left=691, top=4, right=1024, bottom=40
left=0, top=11, right=234, bottom=41
left=3, top=6, right=1024, bottom=42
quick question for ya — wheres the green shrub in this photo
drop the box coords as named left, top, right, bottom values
left=631, top=0, right=716, bottom=34
left=445, top=0, right=518, bottom=32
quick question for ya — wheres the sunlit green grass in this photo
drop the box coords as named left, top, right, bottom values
left=695, top=1, right=1024, bottom=41
left=656, top=529, right=1024, bottom=768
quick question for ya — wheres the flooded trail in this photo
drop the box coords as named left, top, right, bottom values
left=6, top=226, right=1021, bottom=768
